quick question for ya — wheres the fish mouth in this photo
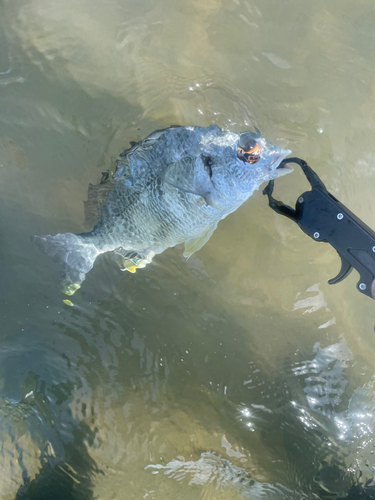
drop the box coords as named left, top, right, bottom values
left=272, top=149, right=293, bottom=177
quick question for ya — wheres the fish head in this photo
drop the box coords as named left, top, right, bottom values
left=199, top=127, right=292, bottom=205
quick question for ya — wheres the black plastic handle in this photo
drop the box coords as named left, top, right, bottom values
left=263, top=158, right=375, bottom=298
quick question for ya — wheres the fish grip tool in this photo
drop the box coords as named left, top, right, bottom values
left=263, top=157, right=375, bottom=298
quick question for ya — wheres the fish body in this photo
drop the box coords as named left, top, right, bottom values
left=34, top=125, right=291, bottom=294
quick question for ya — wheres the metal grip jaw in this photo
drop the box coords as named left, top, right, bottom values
left=263, top=157, right=375, bottom=298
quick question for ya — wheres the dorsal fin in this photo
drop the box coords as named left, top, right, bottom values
left=83, top=180, right=114, bottom=230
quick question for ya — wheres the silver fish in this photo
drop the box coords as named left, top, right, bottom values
left=33, top=125, right=292, bottom=295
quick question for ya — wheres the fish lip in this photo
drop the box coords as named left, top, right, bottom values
left=273, top=149, right=292, bottom=169
left=271, top=149, right=292, bottom=176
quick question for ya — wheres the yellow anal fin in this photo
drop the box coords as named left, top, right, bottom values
left=122, top=258, right=149, bottom=273
left=114, top=249, right=155, bottom=273
left=60, top=281, right=81, bottom=296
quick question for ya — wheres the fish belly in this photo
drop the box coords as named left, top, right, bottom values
left=91, top=183, right=220, bottom=259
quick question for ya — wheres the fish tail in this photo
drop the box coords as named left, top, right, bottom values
left=32, top=232, right=99, bottom=295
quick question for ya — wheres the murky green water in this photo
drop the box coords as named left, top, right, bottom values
left=1, top=0, right=375, bottom=498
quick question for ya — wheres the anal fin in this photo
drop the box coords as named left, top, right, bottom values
left=112, top=247, right=155, bottom=273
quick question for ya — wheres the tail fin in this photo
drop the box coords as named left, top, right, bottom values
left=32, top=233, right=99, bottom=295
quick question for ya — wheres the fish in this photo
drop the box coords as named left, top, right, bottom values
left=33, top=125, right=292, bottom=295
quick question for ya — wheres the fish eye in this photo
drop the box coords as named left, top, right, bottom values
left=237, top=138, right=261, bottom=164
left=201, top=155, right=213, bottom=178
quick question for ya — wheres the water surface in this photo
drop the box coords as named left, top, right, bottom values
left=1, top=0, right=375, bottom=498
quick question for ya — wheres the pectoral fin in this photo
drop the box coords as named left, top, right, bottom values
left=183, top=224, right=217, bottom=259
left=164, top=158, right=222, bottom=210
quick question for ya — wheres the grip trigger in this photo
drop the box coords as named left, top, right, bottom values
left=328, top=252, right=353, bottom=285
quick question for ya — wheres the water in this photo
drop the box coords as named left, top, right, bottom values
left=1, top=0, right=375, bottom=498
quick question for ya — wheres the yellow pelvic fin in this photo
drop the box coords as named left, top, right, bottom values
left=183, top=224, right=218, bottom=259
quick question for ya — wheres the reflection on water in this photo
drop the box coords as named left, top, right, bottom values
left=1, top=0, right=375, bottom=498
